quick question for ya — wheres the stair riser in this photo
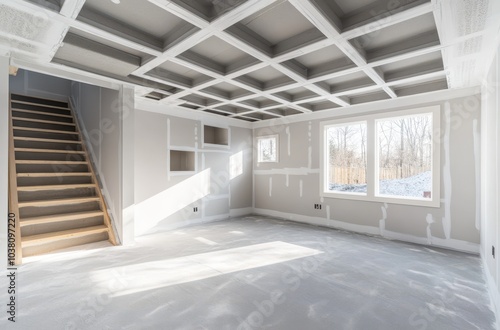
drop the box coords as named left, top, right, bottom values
left=21, top=215, right=104, bottom=237
left=13, top=119, right=76, bottom=132
left=12, top=95, right=69, bottom=108
left=12, top=110, right=74, bottom=124
left=20, top=201, right=101, bottom=219
left=18, top=187, right=97, bottom=202
left=22, top=231, right=109, bottom=257
left=17, top=176, right=93, bottom=187
left=14, top=140, right=83, bottom=151
left=14, top=129, right=80, bottom=141
left=17, top=163, right=89, bottom=174
left=15, top=151, right=86, bottom=162
left=11, top=102, right=71, bottom=116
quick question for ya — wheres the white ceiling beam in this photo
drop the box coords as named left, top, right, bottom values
left=341, top=1, right=435, bottom=40
left=60, top=0, right=86, bottom=19
left=148, top=0, right=210, bottom=28
left=289, top=0, right=395, bottom=99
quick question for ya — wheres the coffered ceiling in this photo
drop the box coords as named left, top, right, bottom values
left=1, top=0, right=499, bottom=122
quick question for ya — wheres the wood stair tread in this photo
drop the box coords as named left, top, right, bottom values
left=15, top=148, right=85, bottom=154
left=11, top=108, right=73, bottom=119
left=12, top=117, right=76, bottom=127
left=18, top=183, right=96, bottom=191
left=17, top=172, right=92, bottom=177
left=19, top=197, right=100, bottom=208
left=14, top=136, right=82, bottom=144
left=13, top=126, right=79, bottom=135
left=11, top=100, right=71, bottom=110
left=22, top=225, right=108, bottom=246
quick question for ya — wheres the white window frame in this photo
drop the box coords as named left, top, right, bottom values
left=320, top=106, right=441, bottom=207
left=257, top=134, right=279, bottom=163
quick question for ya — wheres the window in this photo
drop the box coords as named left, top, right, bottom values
left=257, top=135, right=278, bottom=163
left=326, top=122, right=367, bottom=194
left=321, top=106, right=440, bottom=207
left=376, top=113, right=433, bottom=199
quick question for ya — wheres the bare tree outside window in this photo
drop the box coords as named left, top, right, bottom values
left=327, top=122, right=367, bottom=193
left=377, top=113, right=432, bottom=198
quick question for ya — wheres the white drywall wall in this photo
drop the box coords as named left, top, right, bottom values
left=133, top=109, right=253, bottom=236
left=482, top=40, right=500, bottom=329
left=254, top=94, right=482, bottom=254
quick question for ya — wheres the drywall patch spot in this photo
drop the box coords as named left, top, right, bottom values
left=286, top=174, right=289, bottom=187
left=195, top=125, right=198, bottom=149
left=299, top=180, right=303, bottom=197
left=269, top=177, right=273, bottom=197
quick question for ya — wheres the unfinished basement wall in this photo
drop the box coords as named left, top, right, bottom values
left=133, top=109, right=253, bottom=236
left=70, top=82, right=122, bottom=242
left=482, top=41, right=500, bottom=325
left=254, top=94, right=481, bottom=254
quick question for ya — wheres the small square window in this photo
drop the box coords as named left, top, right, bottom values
left=257, top=135, right=279, bottom=163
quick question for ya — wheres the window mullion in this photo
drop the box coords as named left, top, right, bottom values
left=366, top=118, right=376, bottom=199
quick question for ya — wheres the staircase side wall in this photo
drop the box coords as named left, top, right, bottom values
left=70, top=82, right=122, bottom=243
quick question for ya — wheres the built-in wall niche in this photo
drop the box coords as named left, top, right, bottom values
left=169, top=150, right=195, bottom=172
left=204, top=125, right=229, bottom=146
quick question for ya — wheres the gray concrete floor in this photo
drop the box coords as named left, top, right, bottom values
left=3, top=216, right=496, bottom=329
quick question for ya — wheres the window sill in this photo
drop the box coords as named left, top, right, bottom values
left=321, top=191, right=440, bottom=208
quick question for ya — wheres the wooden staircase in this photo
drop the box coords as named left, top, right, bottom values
left=9, top=94, right=117, bottom=261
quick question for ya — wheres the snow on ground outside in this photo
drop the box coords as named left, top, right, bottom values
left=329, top=171, right=431, bottom=197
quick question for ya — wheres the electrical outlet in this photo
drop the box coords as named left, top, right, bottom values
left=314, top=204, right=322, bottom=210
left=193, top=207, right=198, bottom=213
left=493, top=246, right=495, bottom=258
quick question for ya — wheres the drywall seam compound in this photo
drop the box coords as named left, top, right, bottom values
left=167, top=118, right=171, bottom=182
left=379, top=203, right=388, bottom=236
left=308, top=146, right=312, bottom=168
left=473, top=119, right=481, bottom=230
left=426, top=213, right=435, bottom=245
left=286, top=174, right=289, bottom=187
left=286, top=126, right=291, bottom=156
left=299, top=180, right=303, bottom=197
left=269, top=177, right=273, bottom=197
left=442, top=103, right=452, bottom=240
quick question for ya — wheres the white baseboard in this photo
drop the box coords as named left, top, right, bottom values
left=252, top=208, right=480, bottom=254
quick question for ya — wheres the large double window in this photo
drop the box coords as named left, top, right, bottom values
left=321, top=106, right=440, bottom=207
